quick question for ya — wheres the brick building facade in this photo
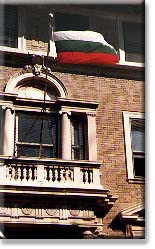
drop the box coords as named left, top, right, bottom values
left=0, top=3, right=144, bottom=239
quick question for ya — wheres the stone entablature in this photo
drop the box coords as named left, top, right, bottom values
left=0, top=192, right=116, bottom=234
left=0, top=202, right=97, bottom=224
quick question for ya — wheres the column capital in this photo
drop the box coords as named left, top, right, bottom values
left=2, top=106, right=15, bottom=113
left=59, top=110, right=71, bottom=116
left=86, top=111, right=96, bottom=117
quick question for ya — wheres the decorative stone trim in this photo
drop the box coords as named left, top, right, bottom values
left=21, top=208, right=33, bottom=215
left=70, top=209, right=80, bottom=217
left=46, top=209, right=57, bottom=216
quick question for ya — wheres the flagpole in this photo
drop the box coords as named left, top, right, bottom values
left=39, top=13, right=54, bottom=158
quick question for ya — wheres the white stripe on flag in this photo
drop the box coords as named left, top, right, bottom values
left=53, top=30, right=113, bottom=48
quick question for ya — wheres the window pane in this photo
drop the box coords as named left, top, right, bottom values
left=0, top=5, right=18, bottom=48
left=17, top=112, right=57, bottom=158
left=123, top=22, right=144, bottom=63
left=17, top=145, right=56, bottom=158
left=55, top=13, right=89, bottom=31
left=94, top=16, right=119, bottom=52
left=134, top=156, right=145, bottom=177
left=18, top=114, right=42, bottom=143
left=131, top=119, right=145, bottom=152
left=71, top=116, right=85, bottom=160
left=25, top=7, right=48, bottom=51
left=17, top=145, right=40, bottom=157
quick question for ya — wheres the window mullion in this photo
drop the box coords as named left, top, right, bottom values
left=117, top=17, right=125, bottom=63
left=18, top=6, right=26, bottom=50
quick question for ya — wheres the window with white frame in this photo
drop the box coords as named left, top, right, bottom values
left=1, top=74, right=98, bottom=161
left=123, top=111, right=145, bottom=181
left=6, top=106, right=92, bottom=160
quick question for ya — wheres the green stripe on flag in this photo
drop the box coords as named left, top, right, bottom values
left=55, top=40, right=117, bottom=55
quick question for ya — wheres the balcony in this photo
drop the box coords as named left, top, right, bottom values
left=0, top=157, right=118, bottom=231
left=0, top=157, right=103, bottom=191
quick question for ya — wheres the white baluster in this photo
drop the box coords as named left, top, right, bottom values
left=23, top=167, right=27, bottom=181
left=60, top=168, right=64, bottom=182
left=49, top=168, right=53, bottom=182
left=34, top=167, right=37, bottom=181
left=81, top=170, right=84, bottom=183
left=17, top=167, right=21, bottom=181
left=11, top=167, right=16, bottom=181
left=55, top=168, right=58, bottom=182
left=66, top=168, right=69, bottom=182
left=70, top=169, right=73, bottom=182
left=89, top=170, right=93, bottom=183
left=67, top=169, right=73, bottom=182
left=85, top=170, right=88, bottom=183
left=6, top=167, right=11, bottom=180
left=28, top=168, right=32, bottom=181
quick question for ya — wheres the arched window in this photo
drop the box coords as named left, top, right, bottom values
left=2, top=73, right=67, bottom=159
left=1, top=72, right=98, bottom=162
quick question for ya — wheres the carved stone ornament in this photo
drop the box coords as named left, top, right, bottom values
left=70, top=209, right=80, bottom=216
left=46, top=209, right=57, bottom=216
left=21, top=208, right=33, bottom=215
left=23, top=63, right=52, bottom=76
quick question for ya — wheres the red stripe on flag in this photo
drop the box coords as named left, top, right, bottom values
left=56, top=52, right=119, bottom=65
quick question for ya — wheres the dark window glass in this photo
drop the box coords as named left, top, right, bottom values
left=94, top=16, right=119, bottom=52
left=55, top=13, right=89, bottom=31
left=0, top=5, right=18, bottom=48
left=16, top=112, right=57, bottom=158
left=123, top=22, right=144, bottom=63
left=133, top=155, right=145, bottom=177
left=131, top=119, right=145, bottom=178
left=71, top=116, right=85, bottom=160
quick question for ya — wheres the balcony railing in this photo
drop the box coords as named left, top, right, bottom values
left=0, top=158, right=103, bottom=190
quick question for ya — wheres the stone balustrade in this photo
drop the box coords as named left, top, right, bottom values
left=0, top=158, right=103, bottom=190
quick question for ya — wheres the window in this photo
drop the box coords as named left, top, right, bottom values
left=2, top=73, right=98, bottom=162
left=55, top=13, right=89, bottom=31
left=123, top=112, right=145, bottom=182
left=0, top=5, right=144, bottom=65
left=94, top=16, right=119, bottom=53
left=123, top=22, right=144, bottom=63
left=0, top=5, right=18, bottom=48
left=15, top=112, right=58, bottom=158
left=131, top=119, right=145, bottom=177
left=25, top=8, right=49, bottom=52
left=71, top=115, right=86, bottom=160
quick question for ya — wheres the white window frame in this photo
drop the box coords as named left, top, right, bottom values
left=123, top=111, right=145, bottom=182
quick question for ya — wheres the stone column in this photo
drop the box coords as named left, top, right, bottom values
left=0, top=105, right=4, bottom=154
left=87, top=112, right=97, bottom=161
left=60, top=111, right=71, bottom=160
left=3, top=106, right=15, bottom=156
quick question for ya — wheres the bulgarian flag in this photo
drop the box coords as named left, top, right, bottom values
left=53, top=30, right=119, bottom=65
